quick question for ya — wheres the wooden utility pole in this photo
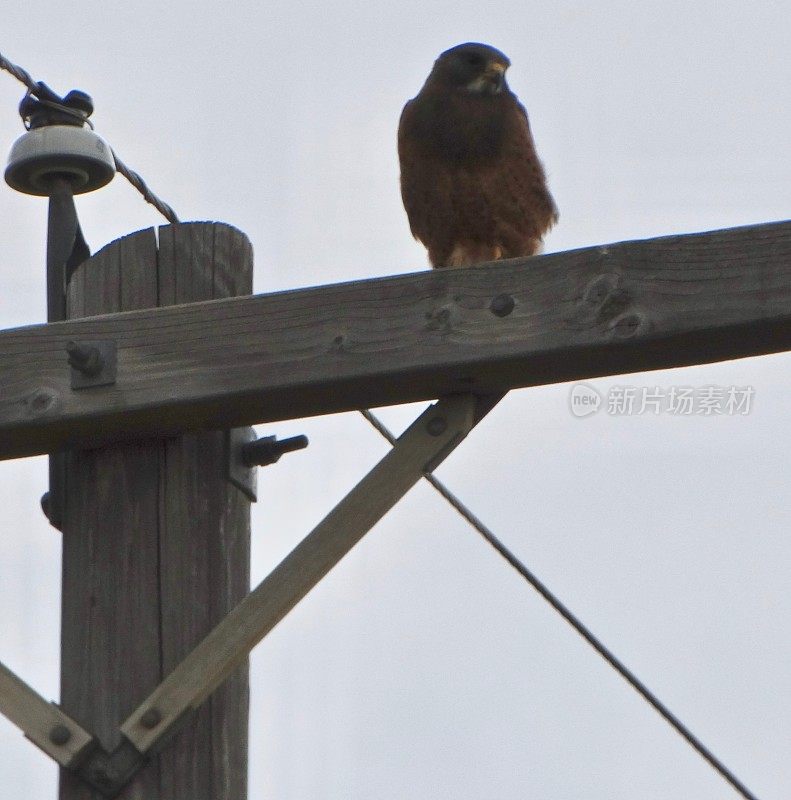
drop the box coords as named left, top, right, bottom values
left=0, top=219, right=782, bottom=800
left=58, top=223, right=252, bottom=799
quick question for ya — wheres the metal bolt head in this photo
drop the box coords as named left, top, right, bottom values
left=140, top=708, right=162, bottom=729
left=40, top=491, right=52, bottom=521
left=49, top=724, right=71, bottom=746
left=489, top=293, right=515, bottom=317
left=65, top=340, right=117, bottom=389
left=66, top=341, right=104, bottom=376
left=426, top=416, right=448, bottom=436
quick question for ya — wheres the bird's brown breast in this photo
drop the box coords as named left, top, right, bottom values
left=398, top=83, right=557, bottom=268
left=399, top=88, right=511, bottom=163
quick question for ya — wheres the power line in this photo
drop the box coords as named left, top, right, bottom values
left=360, top=407, right=760, bottom=800
left=0, top=52, right=36, bottom=92
left=109, top=153, right=180, bottom=225
left=0, top=51, right=179, bottom=225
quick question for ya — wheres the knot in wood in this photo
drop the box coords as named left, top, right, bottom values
left=610, top=312, right=648, bottom=339
left=25, top=388, right=59, bottom=416
left=330, top=334, right=346, bottom=353
left=582, top=273, right=630, bottom=322
left=424, top=305, right=454, bottom=332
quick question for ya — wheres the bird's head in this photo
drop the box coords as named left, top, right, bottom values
left=429, top=42, right=511, bottom=96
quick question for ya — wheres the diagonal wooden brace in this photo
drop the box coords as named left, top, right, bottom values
left=120, top=393, right=487, bottom=754
left=0, top=392, right=498, bottom=797
left=0, top=661, right=94, bottom=768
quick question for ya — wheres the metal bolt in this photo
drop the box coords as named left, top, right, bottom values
left=240, top=434, right=309, bottom=468
left=90, top=767, right=113, bottom=789
left=49, top=725, right=71, bottom=746
left=66, top=341, right=104, bottom=376
left=489, top=293, right=515, bottom=317
left=40, top=491, right=52, bottom=521
left=140, top=708, right=162, bottom=729
left=426, top=416, right=448, bottom=436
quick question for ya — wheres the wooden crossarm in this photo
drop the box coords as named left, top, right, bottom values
left=0, top=220, right=789, bottom=461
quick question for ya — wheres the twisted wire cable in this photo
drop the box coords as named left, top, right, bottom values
left=1, top=51, right=179, bottom=224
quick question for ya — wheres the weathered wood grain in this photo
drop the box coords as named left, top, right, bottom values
left=59, top=222, right=251, bottom=800
left=60, top=226, right=162, bottom=800
left=1, top=220, right=790, bottom=461
left=156, top=222, right=251, bottom=800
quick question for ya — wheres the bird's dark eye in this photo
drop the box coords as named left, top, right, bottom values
left=465, top=53, right=484, bottom=67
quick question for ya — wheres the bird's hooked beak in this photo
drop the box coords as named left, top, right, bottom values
left=485, top=61, right=507, bottom=92
left=469, top=61, right=508, bottom=95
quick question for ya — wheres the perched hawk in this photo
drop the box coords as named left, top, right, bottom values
left=398, top=42, right=558, bottom=268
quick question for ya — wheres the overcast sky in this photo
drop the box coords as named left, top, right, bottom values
left=1, top=2, right=790, bottom=798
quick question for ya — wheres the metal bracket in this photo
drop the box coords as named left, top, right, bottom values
left=226, top=427, right=258, bottom=502
left=42, top=177, right=91, bottom=530
left=73, top=738, right=146, bottom=798
left=67, top=340, right=117, bottom=389
left=47, top=177, right=90, bottom=323
left=0, top=660, right=149, bottom=797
